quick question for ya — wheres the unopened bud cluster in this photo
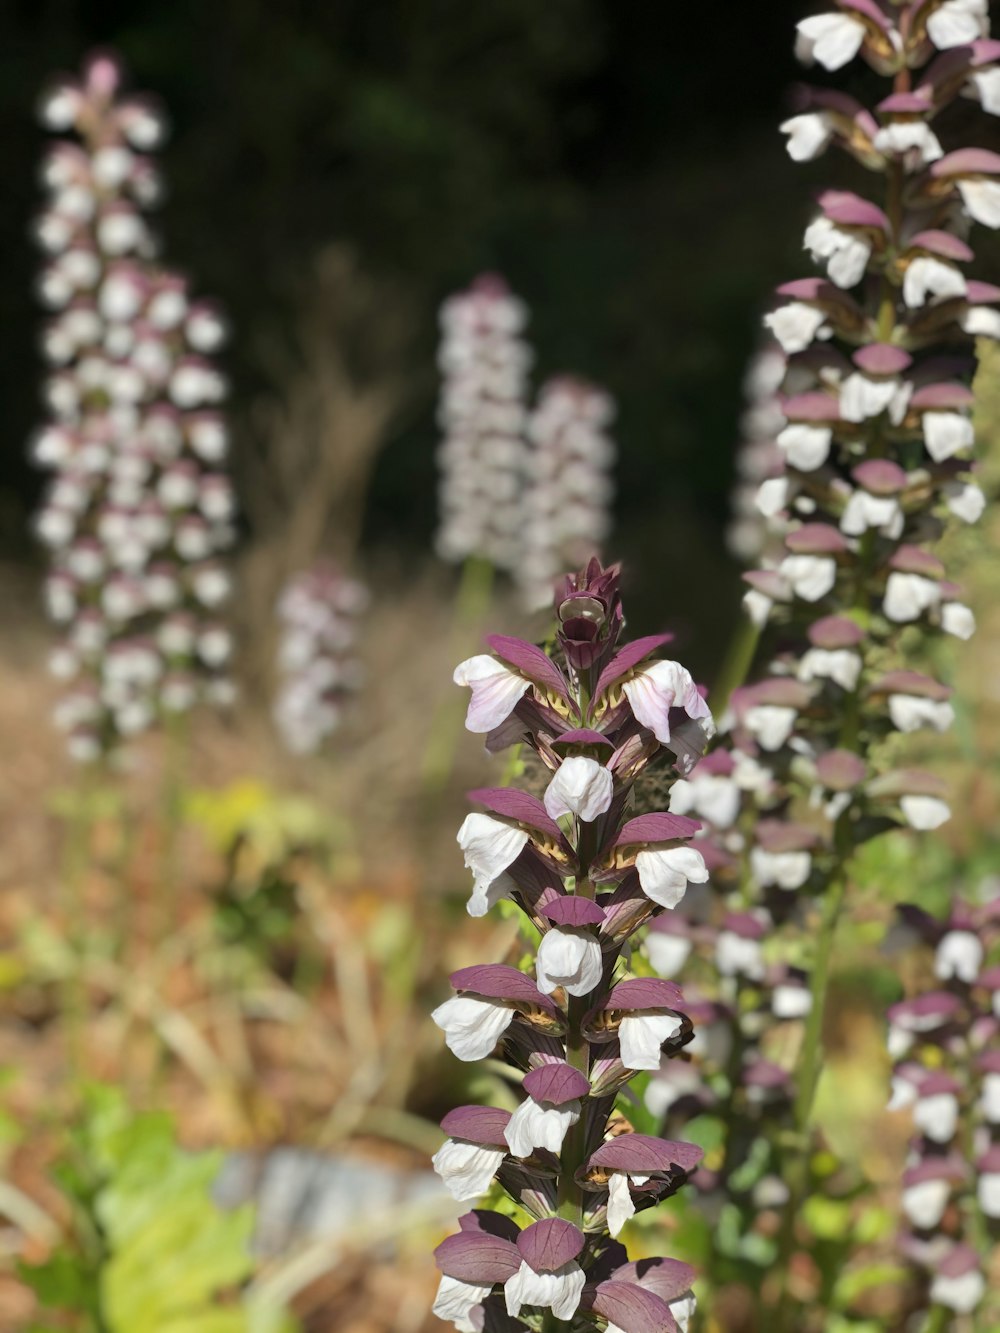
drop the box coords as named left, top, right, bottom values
left=430, top=560, right=713, bottom=1331
left=32, top=54, right=234, bottom=761
left=888, top=887, right=1000, bottom=1320
left=435, top=276, right=616, bottom=606
left=273, top=562, right=366, bottom=755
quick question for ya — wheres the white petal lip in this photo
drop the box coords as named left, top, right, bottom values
left=902, top=1179, right=951, bottom=1230
left=644, top=932, right=692, bottom=978
left=936, top=929, right=983, bottom=983
left=887, top=695, right=955, bottom=734
left=929, top=1268, right=986, bottom=1316
left=745, top=703, right=797, bottom=750
left=798, top=647, right=862, bottom=691
left=457, top=813, right=529, bottom=917
left=536, top=927, right=604, bottom=996
left=779, top=554, right=837, bottom=602
left=504, top=1098, right=580, bottom=1157
left=780, top=112, right=834, bottom=162
left=432, top=1139, right=506, bottom=1200
left=942, top=602, right=976, bottom=639
left=795, top=13, right=866, bottom=70
left=432, top=1275, right=493, bottom=1325
left=505, top=1262, right=586, bottom=1320
left=900, top=794, right=951, bottom=830
left=635, top=845, right=708, bottom=909
left=944, top=481, right=986, bottom=523
left=764, top=302, right=828, bottom=353
left=750, top=847, right=812, bottom=890
left=903, top=256, right=967, bottom=308
left=619, top=1012, right=685, bottom=1070
left=913, top=1091, right=960, bottom=1142
left=622, top=659, right=712, bottom=745
left=543, top=755, right=614, bottom=822
left=883, top=572, right=940, bottom=622
left=431, top=995, right=515, bottom=1061
left=804, top=217, right=871, bottom=288
left=716, top=931, right=764, bottom=979
left=923, top=410, right=974, bottom=462
left=928, top=0, right=989, bottom=50
left=606, top=1171, right=638, bottom=1237
left=777, top=423, right=832, bottom=471
left=453, top=654, right=531, bottom=732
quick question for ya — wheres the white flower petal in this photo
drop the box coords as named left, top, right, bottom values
left=795, top=13, right=866, bottom=69
left=923, top=410, right=974, bottom=462
left=432, top=1139, right=507, bottom=1200
left=644, top=932, right=692, bottom=978
left=928, top=0, right=989, bottom=49
left=779, top=554, right=836, bottom=602
left=606, top=1171, right=638, bottom=1237
left=942, top=602, right=976, bottom=639
left=622, top=659, right=711, bottom=745
left=902, top=1179, right=951, bottom=1230
left=777, top=423, right=832, bottom=471
left=780, top=112, right=834, bottom=162
left=943, top=480, right=985, bottom=523
left=504, top=1098, right=580, bottom=1157
left=935, top=930, right=983, bottom=984
left=750, top=846, right=812, bottom=890
left=453, top=654, right=530, bottom=732
left=433, top=1275, right=493, bottom=1329
left=883, top=572, right=939, bottom=623
left=619, top=1012, right=685, bottom=1070
left=505, top=1262, right=586, bottom=1320
left=900, top=794, right=951, bottom=830
left=914, top=1091, right=960, bottom=1142
left=543, top=756, right=613, bottom=822
left=431, top=995, right=515, bottom=1061
left=887, top=695, right=955, bottom=733
left=903, top=256, right=967, bottom=309
left=536, top=928, right=603, bottom=996
left=635, top=845, right=708, bottom=909
left=764, top=302, right=828, bottom=353
left=930, top=1268, right=985, bottom=1315
left=457, top=813, right=529, bottom=917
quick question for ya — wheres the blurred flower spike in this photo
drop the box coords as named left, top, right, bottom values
left=273, top=561, right=367, bottom=755
left=31, top=51, right=235, bottom=762
left=430, top=558, right=711, bottom=1330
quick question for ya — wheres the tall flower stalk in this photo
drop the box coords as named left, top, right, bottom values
left=273, top=561, right=366, bottom=755
left=641, top=2, right=1000, bottom=1321
left=32, top=53, right=235, bottom=765
left=430, top=559, right=714, bottom=1332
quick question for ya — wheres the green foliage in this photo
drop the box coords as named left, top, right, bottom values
left=20, top=1087, right=296, bottom=1333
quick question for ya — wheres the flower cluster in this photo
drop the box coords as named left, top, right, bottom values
left=31, top=53, right=235, bottom=762
left=725, top=344, right=788, bottom=564
left=430, top=560, right=714, bottom=1331
left=519, top=377, right=616, bottom=611
left=888, top=886, right=1000, bottom=1320
left=637, top=0, right=1000, bottom=1292
left=642, top=901, right=810, bottom=1226
left=435, top=275, right=617, bottom=608
left=435, top=275, right=532, bottom=573
left=272, top=562, right=366, bottom=755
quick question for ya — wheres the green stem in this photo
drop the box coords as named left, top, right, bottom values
left=59, top=768, right=99, bottom=1076
left=711, top=612, right=761, bottom=716
left=923, top=1305, right=950, bottom=1333
left=773, top=864, right=848, bottom=1328
left=420, top=555, right=495, bottom=794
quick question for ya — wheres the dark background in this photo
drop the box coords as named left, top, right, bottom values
left=0, top=0, right=907, bottom=665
